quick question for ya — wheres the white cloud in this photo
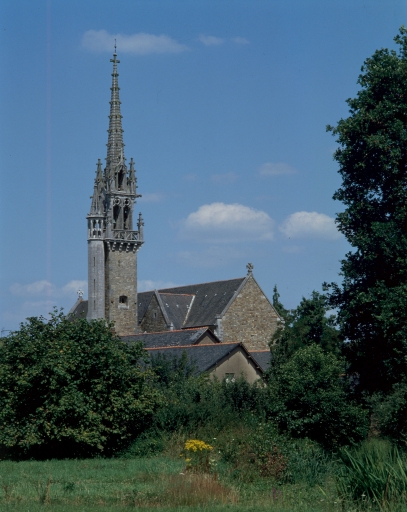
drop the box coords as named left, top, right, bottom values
left=279, top=212, right=341, bottom=240
left=231, top=37, right=250, bottom=45
left=138, top=193, right=163, bottom=203
left=211, top=172, right=237, bottom=184
left=138, top=280, right=180, bottom=292
left=10, top=280, right=54, bottom=297
left=259, top=162, right=297, bottom=176
left=10, top=280, right=87, bottom=298
left=61, top=280, right=88, bottom=296
left=82, top=30, right=189, bottom=55
left=182, top=202, right=274, bottom=242
left=198, top=34, right=225, bottom=46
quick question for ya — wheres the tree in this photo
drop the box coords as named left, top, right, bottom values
left=326, top=27, right=407, bottom=394
left=271, top=290, right=342, bottom=363
left=272, top=285, right=288, bottom=318
left=267, top=345, right=368, bottom=448
left=0, top=310, right=163, bottom=459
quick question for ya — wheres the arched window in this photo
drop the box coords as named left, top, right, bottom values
left=119, top=295, right=128, bottom=305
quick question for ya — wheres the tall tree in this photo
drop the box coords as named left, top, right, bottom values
left=327, top=27, right=407, bottom=394
left=272, top=290, right=342, bottom=363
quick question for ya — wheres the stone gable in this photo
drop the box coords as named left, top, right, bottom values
left=222, top=275, right=280, bottom=350
left=139, top=293, right=168, bottom=333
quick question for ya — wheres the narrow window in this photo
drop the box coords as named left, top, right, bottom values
left=119, top=295, right=128, bottom=305
left=94, top=256, right=95, bottom=267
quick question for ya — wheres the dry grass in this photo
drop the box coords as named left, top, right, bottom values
left=135, top=473, right=238, bottom=507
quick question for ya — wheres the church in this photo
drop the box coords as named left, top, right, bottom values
left=70, top=49, right=279, bottom=379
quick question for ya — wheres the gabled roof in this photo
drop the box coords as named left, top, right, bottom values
left=145, top=343, right=245, bottom=374
left=249, top=350, right=272, bottom=372
left=138, top=277, right=246, bottom=328
left=68, top=298, right=88, bottom=320
left=137, top=291, right=154, bottom=321
left=159, top=293, right=195, bottom=330
left=122, top=327, right=219, bottom=349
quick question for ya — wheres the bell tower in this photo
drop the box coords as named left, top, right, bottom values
left=87, top=48, right=144, bottom=335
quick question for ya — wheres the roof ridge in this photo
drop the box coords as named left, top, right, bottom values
left=156, top=276, right=245, bottom=292
left=122, top=327, right=208, bottom=337
left=159, top=292, right=195, bottom=297
left=145, top=342, right=239, bottom=350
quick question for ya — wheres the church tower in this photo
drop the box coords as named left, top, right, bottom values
left=87, top=49, right=144, bottom=335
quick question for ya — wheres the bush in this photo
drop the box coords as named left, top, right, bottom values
left=267, top=344, right=369, bottom=448
left=0, top=310, right=163, bottom=459
left=370, top=383, right=407, bottom=445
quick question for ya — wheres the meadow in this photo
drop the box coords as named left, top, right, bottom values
left=2, top=434, right=407, bottom=511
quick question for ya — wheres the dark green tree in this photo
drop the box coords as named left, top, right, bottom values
left=267, top=344, right=368, bottom=448
left=272, top=290, right=342, bottom=363
left=326, top=27, right=407, bottom=394
left=0, top=310, right=163, bottom=459
left=272, top=284, right=288, bottom=318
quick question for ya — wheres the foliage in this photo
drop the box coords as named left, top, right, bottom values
left=337, top=439, right=407, bottom=510
left=149, top=350, right=196, bottom=388
left=326, top=27, right=407, bottom=394
left=272, top=285, right=288, bottom=319
left=271, top=290, right=342, bottom=363
left=0, top=310, right=163, bottom=458
left=267, top=344, right=368, bottom=448
left=370, top=383, right=407, bottom=445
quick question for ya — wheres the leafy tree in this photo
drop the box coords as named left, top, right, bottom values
left=267, top=344, right=368, bottom=448
left=150, top=350, right=197, bottom=388
left=272, top=290, right=342, bottom=363
left=0, top=310, right=163, bottom=459
left=326, top=27, right=407, bottom=394
left=272, top=285, right=288, bottom=318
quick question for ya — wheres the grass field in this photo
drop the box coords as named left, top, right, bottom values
left=0, top=455, right=345, bottom=511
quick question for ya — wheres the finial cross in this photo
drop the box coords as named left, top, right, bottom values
left=246, top=262, right=254, bottom=274
left=77, top=289, right=84, bottom=298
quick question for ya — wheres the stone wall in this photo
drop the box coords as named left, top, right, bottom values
left=140, top=294, right=168, bottom=333
left=105, top=248, right=138, bottom=335
left=222, top=275, right=280, bottom=350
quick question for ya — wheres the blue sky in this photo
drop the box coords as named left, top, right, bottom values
left=1, top=0, right=406, bottom=331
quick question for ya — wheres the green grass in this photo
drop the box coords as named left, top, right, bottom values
left=0, top=455, right=343, bottom=511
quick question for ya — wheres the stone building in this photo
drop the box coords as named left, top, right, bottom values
left=137, top=267, right=281, bottom=350
left=70, top=50, right=279, bottom=374
left=85, top=47, right=144, bottom=335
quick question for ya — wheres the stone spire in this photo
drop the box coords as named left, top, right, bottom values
left=90, top=159, right=104, bottom=215
left=106, top=47, right=125, bottom=176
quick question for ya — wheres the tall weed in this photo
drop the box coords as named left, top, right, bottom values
left=337, top=439, right=407, bottom=510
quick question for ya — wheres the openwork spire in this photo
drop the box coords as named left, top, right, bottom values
left=106, top=49, right=125, bottom=174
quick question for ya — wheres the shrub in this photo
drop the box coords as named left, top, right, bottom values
left=0, top=310, right=163, bottom=458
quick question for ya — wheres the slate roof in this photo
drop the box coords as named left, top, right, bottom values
left=137, top=291, right=154, bottom=321
left=159, top=293, right=194, bottom=330
left=138, top=277, right=246, bottom=328
left=146, top=343, right=243, bottom=374
left=68, top=299, right=88, bottom=320
left=249, top=350, right=272, bottom=372
left=122, top=327, right=219, bottom=349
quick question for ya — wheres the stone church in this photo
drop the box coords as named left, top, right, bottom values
left=70, top=50, right=279, bottom=378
